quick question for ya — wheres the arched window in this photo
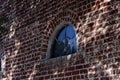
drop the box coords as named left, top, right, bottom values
left=51, top=24, right=77, bottom=58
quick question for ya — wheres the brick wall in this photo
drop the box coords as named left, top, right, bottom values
left=0, top=0, right=120, bottom=80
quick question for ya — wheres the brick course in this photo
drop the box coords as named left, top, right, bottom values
left=0, top=0, right=120, bottom=80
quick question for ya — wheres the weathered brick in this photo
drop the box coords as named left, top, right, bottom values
left=0, top=0, right=119, bottom=80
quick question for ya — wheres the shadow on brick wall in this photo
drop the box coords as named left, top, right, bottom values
left=0, top=0, right=120, bottom=80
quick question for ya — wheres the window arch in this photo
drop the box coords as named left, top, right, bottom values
left=51, top=24, right=77, bottom=58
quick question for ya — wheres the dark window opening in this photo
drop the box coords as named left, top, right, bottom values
left=51, top=24, right=77, bottom=58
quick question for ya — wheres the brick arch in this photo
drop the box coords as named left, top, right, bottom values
left=46, top=10, right=78, bottom=59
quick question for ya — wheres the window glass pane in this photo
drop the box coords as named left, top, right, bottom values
left=57, top=28, right=66, bottom=42
left=52, top=25, right=77, bottom=58
left=66, top=25, right=75, bottom=39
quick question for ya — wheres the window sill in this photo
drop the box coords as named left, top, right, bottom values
left=34, top=52, right=84, bottom=70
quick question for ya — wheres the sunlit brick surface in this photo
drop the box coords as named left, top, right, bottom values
left=0, top=0, right=120, bottom=80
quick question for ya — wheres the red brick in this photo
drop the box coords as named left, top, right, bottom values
left=0, top=0, right=119, bottom=80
